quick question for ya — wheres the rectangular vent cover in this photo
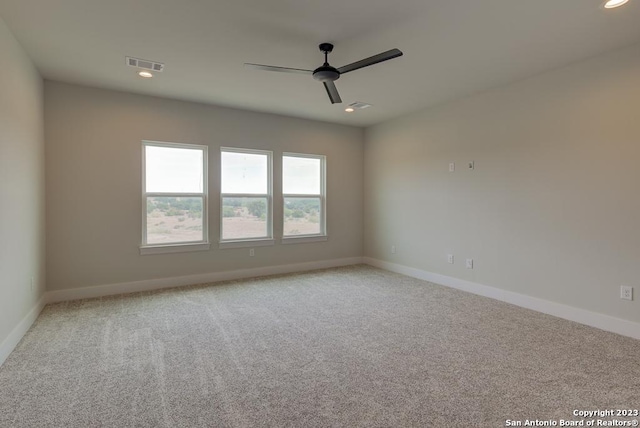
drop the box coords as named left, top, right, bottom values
left=126, top=56, right=164, bottom=72
left=348, top=101, right=372, bottom=110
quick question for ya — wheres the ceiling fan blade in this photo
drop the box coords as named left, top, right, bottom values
left=323, top=81, right=342, bottom=104
left=244, top=63, right=313, bottom=75
left=337, top=48, right=403, bottom=75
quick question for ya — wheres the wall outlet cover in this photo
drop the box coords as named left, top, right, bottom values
left=620, top=285, right=633, bottom=301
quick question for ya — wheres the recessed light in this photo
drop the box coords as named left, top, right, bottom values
left=603, top=0, right=629, bottom=8
left=138, top=71, right=153, bottom=78
left=345, top=107, right=355, bottom=113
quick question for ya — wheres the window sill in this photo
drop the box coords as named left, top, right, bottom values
left=219, top=239, right=275, bottom=249
left=140, top=243, right=210, bottom=255
left=282, top=235, right=328, bottom=245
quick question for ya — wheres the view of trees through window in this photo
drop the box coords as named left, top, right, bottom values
left=146, top=197, right=203, bottom=244
left=283, top=197, right=321, bottom=235
left=221, top=197, right=267, bottom=240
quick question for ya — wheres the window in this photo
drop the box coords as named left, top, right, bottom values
left=220, top=148, right=273, bottom=244
left=141, top=141, right=208, bottom=254
left=283, top=153, right=326, bottom=240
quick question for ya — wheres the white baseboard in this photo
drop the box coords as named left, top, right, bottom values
left=364, top=257, right=640, bottom=341
left=47, top=257, right=364, bottom=303
left=0, top=294, right=47, bottom=367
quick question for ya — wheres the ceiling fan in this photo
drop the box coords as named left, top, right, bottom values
left=244, top=43, right=403, bottom=104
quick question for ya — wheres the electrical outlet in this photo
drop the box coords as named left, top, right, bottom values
left=465, top=258, right=474, bottom=269
left=391, top=245, right=397, bottom=254
left=30, top=276, right=35, bottom=291
left=620, top=286, right=633, bottom=301
left=447, top=254, right=454, bottom=264
left=468, top=161, right=475, bottom=170
left=449, top=163, right=455, bottom=172
left=249, top=249, right=255, bottom=257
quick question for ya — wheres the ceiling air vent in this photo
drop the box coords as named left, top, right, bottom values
left=348, top=101, right=372, bottom=110
left=126, top=56, right=165, bottom=72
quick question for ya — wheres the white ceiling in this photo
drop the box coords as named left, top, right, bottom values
left=1, top=0, right=640, bottom=127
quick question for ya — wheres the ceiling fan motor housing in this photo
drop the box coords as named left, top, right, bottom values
left=313, top=43, right=339, bottom=82
left=313, top=65, right=340, bottom=82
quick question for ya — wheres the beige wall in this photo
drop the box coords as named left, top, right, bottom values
left=0, top=18, right=45, bottom=344
left=364, top=42, right=640, bottom=324
left=45, top=82, right=363, bottom=291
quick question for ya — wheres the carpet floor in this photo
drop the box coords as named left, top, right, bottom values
left=1, top=265, right=639, bottom=427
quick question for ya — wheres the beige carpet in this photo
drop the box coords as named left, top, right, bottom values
left=1, top=265, right=639, bottom=427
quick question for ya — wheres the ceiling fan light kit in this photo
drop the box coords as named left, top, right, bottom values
left=245, top=43, right=403, bottom=104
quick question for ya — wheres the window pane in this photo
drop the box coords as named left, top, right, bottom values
left=146, top=197, right=203, bottom=244
left=283, top=156, right=321, bottom=195
left=222, top=197, right=268, bottom=240
left=284, top=197, right=321, bottom=236
left=221, top=151, right=268, bottom=194
left=146, top=146, right=204, bottom=193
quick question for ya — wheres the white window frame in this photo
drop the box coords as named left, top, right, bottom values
left=140, top=140, right=209, bottom=255
left=219, top=147, right=274, bottom=248
left=282, top=152, right=327, bottom=244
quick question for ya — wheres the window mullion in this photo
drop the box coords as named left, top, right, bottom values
left=146, top=192, right=205, bottom=198
left=282, top=194, right=321, bottom=199
left=221, top=193, right=268, bottom=199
